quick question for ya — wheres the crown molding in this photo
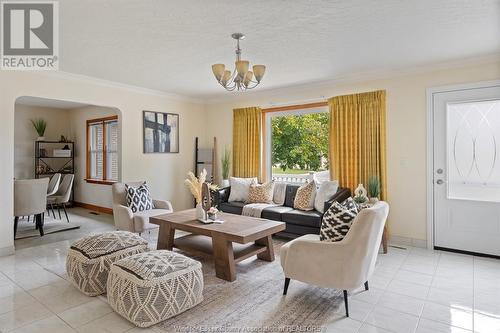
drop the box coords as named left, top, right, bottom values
left=204, top=53, right=500, bottom=105
left=33, top=71, right=205, bottom=104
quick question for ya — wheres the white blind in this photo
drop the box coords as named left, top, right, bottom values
left=89, top=122, right=103, bottom=180
left=89, top=119, right=118, bottom=181
left=106, top=121, right=118, bottom=181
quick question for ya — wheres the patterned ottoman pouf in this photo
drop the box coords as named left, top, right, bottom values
left=66, top=231, right=148, bottom=296
left=107, top=250, right=204, bottom=327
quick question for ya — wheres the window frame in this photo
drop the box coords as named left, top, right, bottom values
left=86, top=115, right=119, bottom=185
left=262, top=102, right=329, bottom=182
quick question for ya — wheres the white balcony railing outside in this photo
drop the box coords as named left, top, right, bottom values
left=271, top=170, right=330, bottom=184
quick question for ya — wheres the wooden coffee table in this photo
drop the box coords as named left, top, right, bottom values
left=150, top=209, right=285, bottom=282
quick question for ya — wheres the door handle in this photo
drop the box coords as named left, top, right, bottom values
left=436, top=179, right=444, bottom=185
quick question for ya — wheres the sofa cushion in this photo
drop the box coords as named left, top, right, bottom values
left=261, top=206, right=294, bottom=221
left=281, top=223, right=320, bottom=237
left=219, top=201, right=246, bottom=215
left=281, top=209, right=323, bottom=228
left=284, top=185, right=300, bottom=208
left=133, top=209, right=170, bottom=232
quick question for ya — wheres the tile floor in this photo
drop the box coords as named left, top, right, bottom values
left=2, top=209, right=500, bottom=332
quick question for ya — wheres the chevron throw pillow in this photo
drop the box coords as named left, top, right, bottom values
left=125, top=182, right=154, bottom=213
left=320, top=197, right=358, bottom=242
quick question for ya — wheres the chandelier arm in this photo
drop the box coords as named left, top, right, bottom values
left=243, top=81, right=260, bottom=89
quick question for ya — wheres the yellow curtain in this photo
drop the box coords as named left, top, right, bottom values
left=328, top=90, right=387, bottom=201
left=233, top=107, right=262, bottom=179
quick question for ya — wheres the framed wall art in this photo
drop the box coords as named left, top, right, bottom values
left=143, top=111, right=179, bottom=153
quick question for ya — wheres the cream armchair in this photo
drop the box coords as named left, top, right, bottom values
left=280, top=201, right=389, bottom=317
left=112, top=182, right=173, bottom=234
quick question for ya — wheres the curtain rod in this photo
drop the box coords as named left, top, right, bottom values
left=262, top=101, right=328, bottom=113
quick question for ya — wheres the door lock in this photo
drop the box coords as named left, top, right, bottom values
left=436, top=179, right=444, bottom=185
left=436, top=169, right=444, bottom=174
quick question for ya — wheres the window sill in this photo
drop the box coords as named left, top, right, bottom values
left=85, top=179, right=117, bottom=185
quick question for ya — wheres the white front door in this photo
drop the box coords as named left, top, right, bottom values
left=432, top=82, right=500, bottom=256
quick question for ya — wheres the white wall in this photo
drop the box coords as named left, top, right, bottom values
left=0, top=71, right=206, bottom=255
left=68, top=105, right=120, bottom=208
left=14, top=105, right=71, bottom=179
left=204, top=60, right=500, bottom=245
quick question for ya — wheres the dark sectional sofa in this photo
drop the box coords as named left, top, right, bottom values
left=213, top=184, right=351, bottom=238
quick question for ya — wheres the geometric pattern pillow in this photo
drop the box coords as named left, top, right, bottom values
left=247, top=181, right=275, bottom=204
left=320, top=197, right=359, bottom=242
left=107, top=250, right=204, bottom=327
left=125, top=182, right=153, bottom=213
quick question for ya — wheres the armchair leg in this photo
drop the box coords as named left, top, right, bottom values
left=37, top=214, right=44, bottom=237
left=364, top=281, right=369, bottom=291
left=283, top=278, right=290, bottom=295
left=343, top=290, right=349, bottom=317
left=57, top=205, right=61, bottom=219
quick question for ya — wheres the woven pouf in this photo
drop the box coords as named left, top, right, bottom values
left=66, top=231, right=148, bottom=296
left=107, top=250, right=204, bottom=327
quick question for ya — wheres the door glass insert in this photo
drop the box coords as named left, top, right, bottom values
left=447, top=99, right=500, bottom=202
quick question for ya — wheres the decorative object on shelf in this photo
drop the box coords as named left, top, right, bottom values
left=185, top=169, right=219, bottom=222
left=53, top=149, right=72, bottom=157
left=211, top=33, right=266, bottom=91
left=368, top=176, right=380, bottom=203
left=39, top=148, right=47, bottom=157
left=221, top=146, right=231, bottom=187
left=31, top=118, right=47, bottom=141
left=353, top=183, right=368, bottom=204
left=60, top=135, right=68, bottom=142
left=143, top=111, right=179, bottom=153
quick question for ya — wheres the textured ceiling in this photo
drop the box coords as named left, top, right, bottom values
left=59, top=0, right=500, bottom=99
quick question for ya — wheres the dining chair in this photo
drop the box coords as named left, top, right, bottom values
left=14, top=178, right=49, bottom=238
left=46, top=173, right=61, bottom=217
left=47, top=174, right=74, bottom=222
left=47, top=173, right=61, bottom=196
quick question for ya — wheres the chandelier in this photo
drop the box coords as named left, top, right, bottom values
left=211, top=33, right=266, bottom=91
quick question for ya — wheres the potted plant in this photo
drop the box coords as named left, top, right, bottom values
left=368, top=176, right=381, bottom=203
left=31, top=118, right=47, bottom=141
left=221, top=147, right=231, bottom=187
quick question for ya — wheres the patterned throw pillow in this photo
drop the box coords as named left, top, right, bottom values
left=320, top=197, right=359, bottom=242
left=125, top=182, right=154, bottom=213
left=247, top=181, right=275, bottom=204
left=293, top=180, right=316, bottom=211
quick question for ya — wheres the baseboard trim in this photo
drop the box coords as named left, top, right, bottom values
left=0, top=245, right=15, bottom=257
left=435, top=246, right=500, bottom=260
left=73, top=202, right=113, bottom=215
left=389, top=236, right=427, bottom=249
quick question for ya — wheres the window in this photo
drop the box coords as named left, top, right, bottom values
left=264, top=103, right=329, bottom=183
left=86, top=116, right=119, bottom=184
